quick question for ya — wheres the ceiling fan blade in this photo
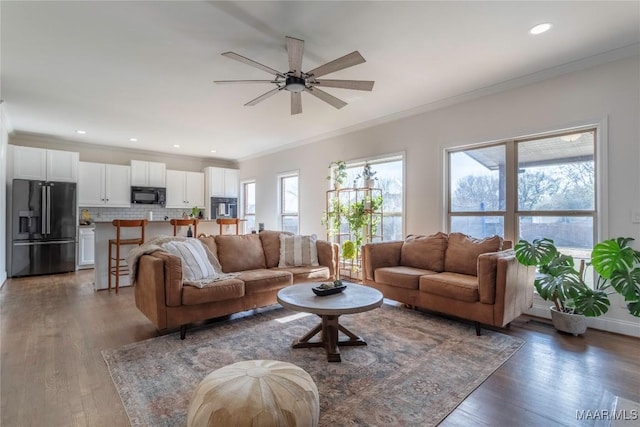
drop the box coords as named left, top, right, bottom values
left=214, top=80, right=277, bottom=84
left=306, top=51, right=366, bottom=78
left=221, top=52, right=285, bottom=77
left=304, top=87, right=347, bottom=109
left=313, top=79, right=375, bottom=91
left=291, top=92, right=302, bottom=115
left=286, top=37, right=304, bottom=78
left=245, top=87, right=283, bottom=106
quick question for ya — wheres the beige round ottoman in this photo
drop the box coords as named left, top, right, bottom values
left=187, top=359, right=320, bottom=427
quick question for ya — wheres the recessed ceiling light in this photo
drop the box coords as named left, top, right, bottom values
left=76, top=130, right=87, bottom=135
left=173, top=144, right=180, bottom=148
left=210, top=150, right=217, bottom=153
left=129, top=138, right=138, bottom=142
left=529, top=23, right=552, bottom=35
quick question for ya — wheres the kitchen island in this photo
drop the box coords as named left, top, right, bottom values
left=93, top=219, right=229, bottom=291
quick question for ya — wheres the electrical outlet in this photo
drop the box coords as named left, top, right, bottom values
left=632, top=209, right=640, bottom=224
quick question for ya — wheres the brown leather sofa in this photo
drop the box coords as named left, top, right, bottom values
left=134, top=231, right=339, bottom=338
left=361, top=232, right=535, bottom=334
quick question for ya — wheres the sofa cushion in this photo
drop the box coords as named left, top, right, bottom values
left=259, top=230, right=293, bottom=268
left=400, top=233, right=448, bottom=272
left=235, top=269, right=292, bottom=294
left=215, top=234, right=267, bottom=273
left=419, top=272, right=479, bottom=303
left=278, top=234, right=319, bottom=267
left=181, top=278, right=245, bottom=306
left=273, top=266, right=330, bottom=283
left=198, top=235, right=218, bottom=259
left=162, top=240, right=218, bottom=284
left=444, top=233, right=502, bottom=276
left=375, top=266, right=437, bottom=290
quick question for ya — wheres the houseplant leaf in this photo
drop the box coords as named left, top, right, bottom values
left=591, top=238, right=635, bottom=279
left=573, top=288, right=610, bottom=317
left=514, top=238, right=557, bottom=267
left=609, top=268, right=640, bottom=302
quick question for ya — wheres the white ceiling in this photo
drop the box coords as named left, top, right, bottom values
left=2, top=1, right=639, bottom=161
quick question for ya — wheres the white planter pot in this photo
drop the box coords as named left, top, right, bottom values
left=550, top=306, right=587, bottom=336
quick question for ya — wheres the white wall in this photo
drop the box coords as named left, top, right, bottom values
left=240, top=55, right=640, bottom=336
left=1, top=105, right=8, bottom=286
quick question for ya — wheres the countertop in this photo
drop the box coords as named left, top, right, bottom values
left=91, top=219, right=220, bottom=224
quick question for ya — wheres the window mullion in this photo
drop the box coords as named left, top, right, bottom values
left=504, top=140, right=517, bottom=242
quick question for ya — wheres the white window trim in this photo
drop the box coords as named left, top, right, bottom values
left=240, top=179, right=256, bottom=234
left=443, top=121, right=606, bottom=243
left=277, top=170, right=299, bottom=233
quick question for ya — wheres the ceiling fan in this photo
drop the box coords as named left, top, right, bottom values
left=214, top=36, right=374, bottom=115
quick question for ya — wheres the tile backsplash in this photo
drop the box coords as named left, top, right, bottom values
left=80, top=206, right=203, bottom=222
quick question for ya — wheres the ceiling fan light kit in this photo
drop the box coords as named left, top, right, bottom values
left=215, top=36, right=375, bottom=115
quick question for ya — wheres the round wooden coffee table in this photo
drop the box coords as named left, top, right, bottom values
left=277, top=282, right=383, bottom=362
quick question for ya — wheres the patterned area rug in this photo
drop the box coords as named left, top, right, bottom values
left=103, top=304, right=524, bottom=426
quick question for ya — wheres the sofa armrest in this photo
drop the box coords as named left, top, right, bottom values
left=362, top=241, right=404, bottom=282
left=482, top=249, right=535, bottom=326
left=317, top=240, right=340, bottom=280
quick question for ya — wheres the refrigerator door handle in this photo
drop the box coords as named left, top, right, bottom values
left=41, top=185, right=47, bottom=234
left=46, top=185, right=51, bottom=234
left=14, top=240, right=76, bottom=246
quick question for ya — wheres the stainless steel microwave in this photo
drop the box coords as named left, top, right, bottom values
left=131, top=186, right=166, bottom=206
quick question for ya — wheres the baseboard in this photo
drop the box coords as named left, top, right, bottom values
left=527, top=304, right=640, bottom=338
left=0, top=271, right=6, bottom=288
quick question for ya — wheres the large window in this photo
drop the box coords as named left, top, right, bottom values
left=448, top=129, right=597, bottom=262
left=342, top=156, right=404, bottom=241
left=241, top=180, right=255, bottom=234
left=279, top=172, right=299, bottom=234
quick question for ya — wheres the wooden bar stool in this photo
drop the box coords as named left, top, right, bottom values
left=170, top=218, right=198, bottom=236
left=216, top=218, right=240, bottom=235
left=108, top=219, right=148, bottom=293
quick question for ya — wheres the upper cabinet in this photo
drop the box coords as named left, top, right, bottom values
left=165, top=170, right=205, bottom=209
left=78, top=162, right=131, bottom=207
left=130, top=160, right=166, bottom=187
left=10, top=145, right=79, bottom=182
left=204, top=167, right=239, bottom=198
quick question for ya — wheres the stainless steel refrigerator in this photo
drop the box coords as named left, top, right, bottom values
left=11, top=179, right=77, bottom=277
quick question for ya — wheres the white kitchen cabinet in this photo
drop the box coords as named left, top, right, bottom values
left=78, top=226, right=95, bottom=267
left=10, top=145, right=78, bottom=182
left=165, top=170, right=205, bottom=209
left=131, top=160, right=166, bottom=187
left=78, top=162, right=131, bottom=207
left=204, top=167, right=239, bottom=198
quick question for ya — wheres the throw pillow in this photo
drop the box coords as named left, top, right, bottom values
left=214, top=234, right=267, bottom=273
left=162, top=240, right=218, bottom=284
left=400, top=232, right=448, bottom=272
left=259, top=230, right=293, bottom=268
left=278, top=234, right=319, bottom=268
left=444, top=232, right=503, bottom=276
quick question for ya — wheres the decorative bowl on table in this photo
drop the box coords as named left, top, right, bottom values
left=312, top=280, right=347, bottom=296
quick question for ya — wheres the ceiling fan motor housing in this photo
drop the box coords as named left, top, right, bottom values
left=285, top=75, right=306, bottom=92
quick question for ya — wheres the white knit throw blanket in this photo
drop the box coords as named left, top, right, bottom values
left=126, top=235, right=237, bottom=287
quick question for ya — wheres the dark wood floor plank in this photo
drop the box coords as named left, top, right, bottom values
left=1, top=271, right=639, bottom=426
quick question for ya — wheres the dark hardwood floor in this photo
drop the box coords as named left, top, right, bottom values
left=1, top=271, right=638, bottom=426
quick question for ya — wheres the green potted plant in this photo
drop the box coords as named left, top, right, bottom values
left=321, top=196, right=344, bottom=237
left=326, top=160, right=347, bottom=190
left=515, top=237, right=640, bottom=335
left=357, top=162, right=377, bottom=188
left=342, top=240, right=356, bottom=261
left=514, top=238, right=609, bottom=335
left=591, top=237, right=640, bottom=317
left=344, top=194, right=383, bottom=259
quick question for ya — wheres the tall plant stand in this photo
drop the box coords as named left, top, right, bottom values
left=324, top=187, right=383, bottom=281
